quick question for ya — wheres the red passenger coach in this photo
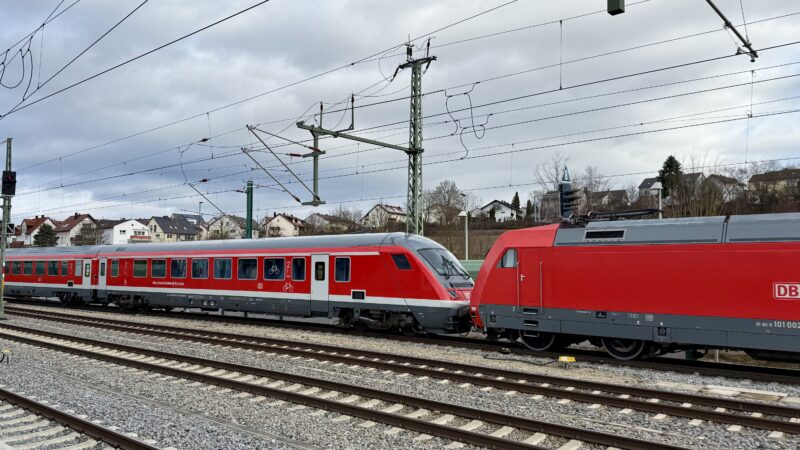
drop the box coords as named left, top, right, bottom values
left=5, top=233, right=472, bottom=334
left=471, top=213, right=800, bottom=360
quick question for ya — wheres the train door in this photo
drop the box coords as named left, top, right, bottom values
left=97, top=257, right=108, bottom=298
left=517, top=249, right=542, bottom=311
left=82, top=259, right=92, bottom=291
left=309, top=254, right=329, bottom=311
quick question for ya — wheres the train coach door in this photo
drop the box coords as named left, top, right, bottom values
left=517, top=249, right=542, bottom=311
left=82, top=259, right=92, bottom=289
left=97, top=258, right=108, bottom=292
left=310, top=254, right=329, bottom=308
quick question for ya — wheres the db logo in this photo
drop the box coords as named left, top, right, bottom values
left=774, top=283, right=800, bottom=299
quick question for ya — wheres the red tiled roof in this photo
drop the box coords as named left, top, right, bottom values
left=54, top=214, right=94, bottom=232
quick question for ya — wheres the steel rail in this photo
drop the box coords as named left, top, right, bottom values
left=0, top=324, right=687, bottom=450
left=0, top=384, right=160, bottom=450
left=7, top=309, right=800, bottom=434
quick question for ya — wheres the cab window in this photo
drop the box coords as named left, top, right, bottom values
left=499, top=249, right=517, bottom=268
left=391, top=254, right=411, bottom=270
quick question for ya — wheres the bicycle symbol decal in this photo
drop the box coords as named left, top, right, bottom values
left=269, top=264, right=280, bottom=275
left=282, top=282, right=294, bottom=293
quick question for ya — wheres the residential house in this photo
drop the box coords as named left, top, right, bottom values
left=361, top=204, right=406, bottom=229
left=195, top=222, right=210, bottom=241
left=147, top=215, right=197, bottom=243
left=173, top=213, right=205, bottom=226
left=638, top=172, right=705, bottom=198
left=98, top=219, right=150, bottom=245
left=206, top=215, right=260, bottom=239
left=638, top=177, right=660, bottom=198
left=477, top=200, right=523, bottom=222
left=705, top=174, right=745, bottom=202
left=748, top=168, right=800, bottom=193
left=263, top=213, right=306, bottom=237
left=15, top=216, right=56, bottom=246
left=305, top=213, right=357, bottom=233
left=55, top=213, right=97, bottom=246
left=587, top=189, right=630, bottom=211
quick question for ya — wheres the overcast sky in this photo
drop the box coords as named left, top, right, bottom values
left=1, top=0, right=798, bottom=223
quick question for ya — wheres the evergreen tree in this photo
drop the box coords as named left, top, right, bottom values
left=525, top=199, right=533, bottom=219
left=33, top=224, right=58, bottom=247
left=657, top=155, right=683, bottom=198
left=511, top=191, right=521, bottom=211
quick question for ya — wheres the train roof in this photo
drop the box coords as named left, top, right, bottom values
left=554, top=212, right=800, bottom=246
left=6, top=232, right=447, bottom=257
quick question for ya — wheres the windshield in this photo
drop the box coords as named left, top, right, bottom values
left=418, top=248, right=473, bottom=285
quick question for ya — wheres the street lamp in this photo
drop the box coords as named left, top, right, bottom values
left=651, top=181, right=663, bottom=219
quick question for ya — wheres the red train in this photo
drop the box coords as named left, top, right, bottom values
left=4, top=233, right=472, bottom=335
left=470, top=213, right=800, bottom=360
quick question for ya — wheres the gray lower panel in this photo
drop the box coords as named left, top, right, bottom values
left=479, top=304, right=800, bottom=352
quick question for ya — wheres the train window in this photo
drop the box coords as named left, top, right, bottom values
left=111, top=260, right=119, bottom=277
left=151, top=260, right=167, bottom=278
left=192, top=259, right=209, bottom=279
left=391, top=254, right=412, bottom=270
left=12, top=262, right=21, bottom=275
left=292, top=258, right=306, bottom=281
left=334, top=258, right=350, bottom=282
left=499, top=249, right=517, bottom=268
left=264, top=258, right=285, bottom=280
left=100, top=262, right=106, bottom=277
left=47, top=261, right=59, bottom=276
left=76, top=261, right=83, bottom=277
left=3, top=262, right=9, bottom=275
left=171, top=259, right=187, bottom=279
left=35, top=261, right=45, bottom=275
left=85, top=263, right=91, bottom=278
left=23, top=261, right=32, bottom=275
left=61, top=261, right=69, bottom=276
left=133, top=260, right=148, bottom=278
left=238, top=259, right=258, bottom=280
left=315, top=261, right=325, bottom=281
left=214, top=258, right=232, bottom=280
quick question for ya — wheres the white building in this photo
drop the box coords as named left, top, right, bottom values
left=98, top=219, right=150, bottom=245
left=15, top=216, right=56, bottom=246
left=206, top=215, right=259, bottom=239
left=54, top=213, right=97, bottom=246
left=477, top=200, right=522, bottom=222
left=263, top=213, right=306, bottom=237
left=305, top=213, right=356, bottom=232
left=361, top=204, right=406, bottom=229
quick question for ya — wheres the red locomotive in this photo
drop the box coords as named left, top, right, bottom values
left=470, top=213, right=800, bottom=360
left=4, top=233, right=472, bottom=335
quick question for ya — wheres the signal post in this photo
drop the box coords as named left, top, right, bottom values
left=0, top=138, right=16, bottom=320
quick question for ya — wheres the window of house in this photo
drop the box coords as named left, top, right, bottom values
left=391, top=254, right=412, bottom=270
left=35, top=261, right=45, bottom=275
left=499, top=249, right=517, bottom=268
left=23, top=261, right=33, bottom=275
left=238, top=258, right=257, bottom=280
left=167, top=234, right=173, bottom=239
left=171, top=259, right=187, bottom=278
left=214, top=259, right=232, bottom=279
left=12, top=261, right=21, bottom=275
left=61, top=261, right=69, bottom=276
left=111, top=260, right=119, bottom=277
left=264, top=258, right=285, bottom=280
left=133, top=259, right=148, bottom=277
left=315, top=261, right=325, bottom=281
left=47, top=261, right=59, bottom=276
left=151, top=259, right=166, bottom=278
left=191, top=259, right=208, bottom=279
left=292, top=258, right=305, bottom=281
left=334, top=258, right=350, bottom=282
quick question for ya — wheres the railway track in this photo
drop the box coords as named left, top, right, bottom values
left=0, top=383, right=160, bottom=450
left=7, top=307, right=800, bottom=437
left=10, top=300, right=800, bottom=385
left=0, top=323, right=684, bottom=450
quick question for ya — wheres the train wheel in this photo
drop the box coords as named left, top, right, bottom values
left=602, top=337, right=647, bottom=360
left=520, top=332, right=558, bottom=352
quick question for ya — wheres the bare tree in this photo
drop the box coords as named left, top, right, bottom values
left=533, top=152, right=569, bottom=193
left=574, top=165, right=611, bottom=213
left=426, top=180, right=464, bottom=226
left=330, top=204, right=363, bottom=224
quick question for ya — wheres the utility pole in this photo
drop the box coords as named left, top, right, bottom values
left=297, top=44, right=435, bottom=235
left=245, top=180, right=254, bottom=238
left=0, top=138, right=14, bottom=320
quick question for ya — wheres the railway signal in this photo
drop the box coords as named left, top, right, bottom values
left=1, top=170, right=15, bottom=196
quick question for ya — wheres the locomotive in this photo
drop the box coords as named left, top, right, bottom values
left=4, top=233, right=472, bottom=335
left=470, top=212, right=800, bottom=360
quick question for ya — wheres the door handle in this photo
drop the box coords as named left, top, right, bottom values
left=520, top=274, right=526, bottom=282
